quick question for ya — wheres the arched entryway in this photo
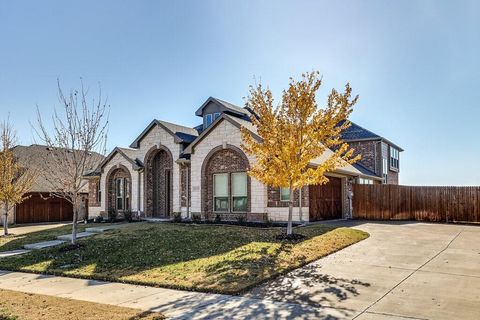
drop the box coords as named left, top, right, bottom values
left=201, top=145, right=250, bottom=220
left=144, top=146, right=173, bottom=217
left=106, top=165, right=132, bottom=213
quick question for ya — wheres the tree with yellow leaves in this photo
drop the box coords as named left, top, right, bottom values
left=241, top=71, right=360, bottom=236
left=0, top=119, right=36, bottom=235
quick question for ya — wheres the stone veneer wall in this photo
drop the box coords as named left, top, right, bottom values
left=189, top=120, right=267, bottom=221
left=96, top=124, right=182, bottom=216
left=106, top=166, right=132, bottom=211
left=144, top=148, right=173, bottom=217
left=201, top=147, right=258, bottom=221
left=88, top=179, right=101, bottom=207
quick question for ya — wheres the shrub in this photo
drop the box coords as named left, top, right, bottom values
left=192, top=214, right=202, bottom=223
left=265, top=218, right=274, bottom=228
left=236, top=215, right=246, bottom=225
left=123, top=210, right=133, bottom=222
left=172, top=212, right=183, bottom=223
left=214, top=214, right=222, bottom=224
left=93, top=216, right=104, bottom=223
left=107, top=208, right=118, bottom=222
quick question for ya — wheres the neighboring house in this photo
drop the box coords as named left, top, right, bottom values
left=86, top=97, right=390, bottom=223
left=0, top=145, right=103, bottom=225
left=341, top=122, right=404, bottom=184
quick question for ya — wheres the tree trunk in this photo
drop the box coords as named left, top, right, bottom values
left=286, top=184, right=293, bottom=236
left=299, top=187, right=303, bottom=222
left=3, top=202, right=9, bottom=236
left=72, top=201, right=78, bottom=245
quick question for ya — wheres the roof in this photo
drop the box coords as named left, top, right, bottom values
left=340, top=121, right=381, bottom=141
left=353, top=162, right=379, bottom=177
left=129, top=119, right=198, bottom=148
left=341, top=120, right=404, bottom=151
left=11, top=144, right=104, bottom=193
left=194, top=97, right=250, bottom=117
left=184, top=113, right=261, bottom=154
left=97, top=147, right=143, bottom=171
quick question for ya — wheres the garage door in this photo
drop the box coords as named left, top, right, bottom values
left=309, top=177, right=343, bottom=221
left=15, top=193, right=73, bottom=224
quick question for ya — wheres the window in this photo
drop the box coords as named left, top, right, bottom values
left=114, top=177, right=129, bottom=210
left=213, top=112, right=221, bottom=120
left=232, top=172, right=247, bottom=211
left=96, top=181, right=101, bottom=204
left=390, top=146, right=399, bottom=170
left=358, top=178, right=373, bottom=185
left=205, top=114, right=213, bottom=128
left=382, top=158, right=388, bottom=184
left=214, top=173, right=229, bottom=211
left=116, top=178, right=124, bottom=210
left=280, top=187, right=290, bottom=201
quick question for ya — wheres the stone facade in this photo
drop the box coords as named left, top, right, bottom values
left=201, top=146, right=252, bottom=221
left=189, top=120, right=267, bottom=221
left=106, top=165, right=132, bottom=212
left=144, top=147, right=173, bottom=217
left=88, top=178, right=101, bottom=207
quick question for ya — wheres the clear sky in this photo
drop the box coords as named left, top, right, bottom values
left=1, top=1, right=479, bottom=186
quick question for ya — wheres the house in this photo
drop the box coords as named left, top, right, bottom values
left=340, top=122, right=404, bottom=184
left=0, top=145, right=103, bottom=225
left=86, top=97, right=397, bottom=223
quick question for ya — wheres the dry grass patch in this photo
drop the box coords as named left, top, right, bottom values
left=0, top=289, right=164, bottom=320
left=0, top=223, right=368, bottom=294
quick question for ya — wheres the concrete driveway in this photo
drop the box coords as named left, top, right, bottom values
left=248, top=221, right=480, bottom=320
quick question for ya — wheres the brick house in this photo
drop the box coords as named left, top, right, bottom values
left=340, top=122, right=403, bottom=184
left=86, top=97, right=400, bottom=222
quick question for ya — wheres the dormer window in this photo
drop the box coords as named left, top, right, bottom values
left=205, top=114, right=213, bottom=128
left=204, top=112, right=221, bottom=129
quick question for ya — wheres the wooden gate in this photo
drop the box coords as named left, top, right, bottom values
left=15, top=193, right=73, bottom=224
left=309, top=177, right=343, bottom=221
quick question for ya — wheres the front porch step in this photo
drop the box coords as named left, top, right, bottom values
left=57, top=232, right=96, bottom=241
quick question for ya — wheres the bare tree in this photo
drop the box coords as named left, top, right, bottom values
left=0, top=118, right=36, bottom=235
left=34, top=79, right=109, bottom=245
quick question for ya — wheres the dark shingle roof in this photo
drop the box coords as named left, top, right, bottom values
left=340, top=121, right=381, bottom=141
left=175, top=132, right=197, bottom=144
left=353, top=162, right=379, bottom=177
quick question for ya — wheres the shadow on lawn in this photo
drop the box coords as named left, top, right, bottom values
left=0, top=223, right=342, bottom=293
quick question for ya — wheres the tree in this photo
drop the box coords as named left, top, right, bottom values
left=0, top=119, right=36, bottom=235
left=34, top=79, right=109, bottom=245
left=241, top=71, right=360, bottom=236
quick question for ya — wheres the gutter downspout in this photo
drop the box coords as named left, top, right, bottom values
left=138, top=170, right=142, bottom=218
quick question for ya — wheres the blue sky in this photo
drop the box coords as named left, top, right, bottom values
left=1, top=0, right=479, bottom=185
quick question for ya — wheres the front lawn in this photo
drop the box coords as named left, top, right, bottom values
left=0, top=289, right=164, bottom=320
left=0, top=223, right=113, bottom=252
left=0, top=223, right=368, bottom=294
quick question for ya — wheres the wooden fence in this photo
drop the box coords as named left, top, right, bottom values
left=352, top=184, right=480, bottom=223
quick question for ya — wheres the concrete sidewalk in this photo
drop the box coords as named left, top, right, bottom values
left=0, top=270, right=327, bottom=319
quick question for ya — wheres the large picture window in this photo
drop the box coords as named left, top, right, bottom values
left=232, top=172, right=247, bottom=211
left=214, top=173, right=229, bottom=212
left=213, top=172, right=248, bottom=212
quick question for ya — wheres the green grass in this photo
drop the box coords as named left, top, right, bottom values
left=0, top=222, right=369, bottom=294
left=0, top=223, right=112, bottom=252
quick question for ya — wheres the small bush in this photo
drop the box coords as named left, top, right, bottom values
left=93, top=216, right=104, bottom=223
left=108, top=208, right=118, bottom=222
left=173, top=212, right=183, bottom=223
left=236, top=215, right=246, bottom=225
left=192, top=214, right=202, bottom=223
left=265, top=218, right=274, bottom=228
left=214, top=214, right=222, bottom=224
left=123, top=210, right=133, bottom=222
